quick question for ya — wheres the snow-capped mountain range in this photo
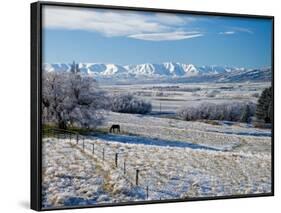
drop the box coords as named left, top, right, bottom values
left=43, top=62, right=271, bottom=83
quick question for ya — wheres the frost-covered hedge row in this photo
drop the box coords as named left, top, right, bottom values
left=177, top=102, right=256, bottom=122
left=111, top=94, right=152, bottom=114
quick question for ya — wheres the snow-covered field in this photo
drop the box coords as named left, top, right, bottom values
left=42, top=136, right=146, bottom=208
left=101, top=82, right=271, bottom=113
left=42, top=110, right=272, bottom=208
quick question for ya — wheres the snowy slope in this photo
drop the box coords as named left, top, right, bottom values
left=216, top=67, right=272, bottom=82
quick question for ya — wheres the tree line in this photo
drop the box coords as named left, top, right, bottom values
left=177, top=86, right=272, bottom=126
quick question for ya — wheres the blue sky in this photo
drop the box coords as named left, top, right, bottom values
left=42, top=5, right=272, bottom=68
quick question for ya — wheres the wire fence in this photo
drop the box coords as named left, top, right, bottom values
left=43, top=128, right=192, bottom=200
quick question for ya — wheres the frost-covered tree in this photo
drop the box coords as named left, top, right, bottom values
left=178, top=102, right=256, bottom=122
left=111, top=94, right=152, bottom=114
left=70, top=61, right=80, bottom=74
left=42, top=71, right=105, bottom=129
left=240, top=104, right=251, bottom=123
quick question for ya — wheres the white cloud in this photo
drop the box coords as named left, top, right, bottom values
left=42, top=6, right=202, bottom=41
left=153, top=13, right=195, bottom=25
left=219, top=31, right=235, bottom=35
left=219, top=27, right=253, bottom=36
left=129, top=31, right=203, bottom=41
left=231, top=27, right=253, bottom=34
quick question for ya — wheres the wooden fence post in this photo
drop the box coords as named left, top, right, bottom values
left=92, top=144, right=95, bottom=155
left=102, top=148, right=105, bottom=161
left=136, top=169, right=139, bottom=186
left=115, top=153, right=118, bottom=167
left=123, top=161, right=126, bottom=175
left=146, top=186, right=149, bottom=199
left=82, top=140, right=85, bottom=150
left=76, top=134, right=79, bottom=144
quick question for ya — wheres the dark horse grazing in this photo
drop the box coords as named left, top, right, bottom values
left=109, top=124, right=120, bottom=133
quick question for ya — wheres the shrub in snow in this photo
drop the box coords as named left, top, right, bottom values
left=42, top=71, right=106, bottom=129
left=177, top=101, right=256, bottom=122
left=111, top=94, right=152, bottom=114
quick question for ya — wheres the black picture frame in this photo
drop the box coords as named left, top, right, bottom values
left=31, top=1, right=274, bottom=211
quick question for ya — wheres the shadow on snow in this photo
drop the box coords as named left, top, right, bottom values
left=93, top=133, right=221, bottom=151
left=205, top=129, right=271, bottom=137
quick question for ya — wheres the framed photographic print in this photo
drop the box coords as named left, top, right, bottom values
left=31, top=1, right=274, bottom=211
